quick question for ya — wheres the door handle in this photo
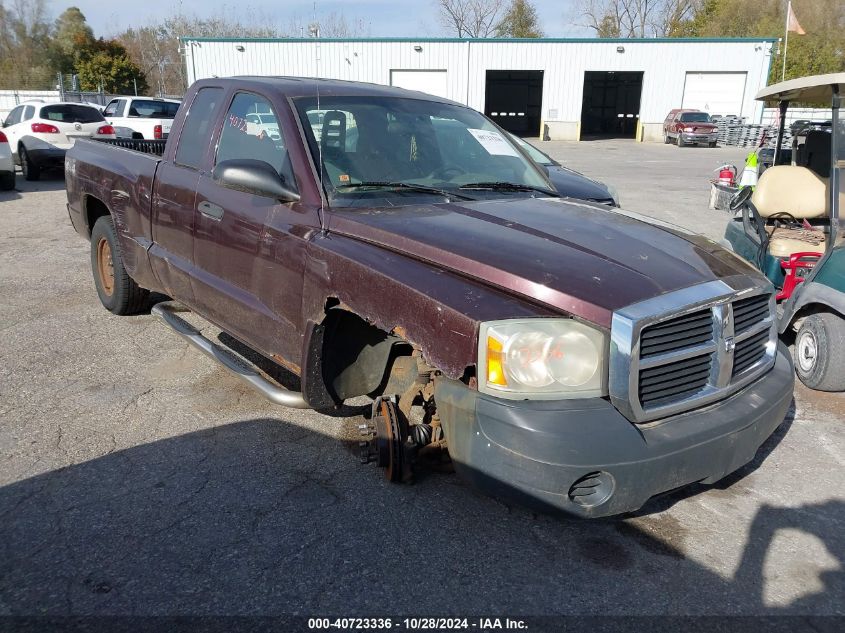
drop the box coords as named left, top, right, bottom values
left=197, top=200, right=224, bottom=220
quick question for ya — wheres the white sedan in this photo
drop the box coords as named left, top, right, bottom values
left=0, top=128, right=13, bottom=190
left=1, top=102, right=115, bottom=181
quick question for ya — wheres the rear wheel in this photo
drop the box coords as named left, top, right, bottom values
left=19, top=145, right=40, bottom=181
left=90, top=215, right=149, bottom=315
left=0, top=171, right=13, bottom=190
left=794, top=312, right=845, bottom=391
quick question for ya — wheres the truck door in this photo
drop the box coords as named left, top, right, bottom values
left=149, top=86, right=224, bottom=304
left=191, top=91, right=304, bottom=359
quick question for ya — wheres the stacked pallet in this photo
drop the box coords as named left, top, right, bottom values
left=712, top=118, right=784, bottom=148
left=765, top=129, right=794, bottom=149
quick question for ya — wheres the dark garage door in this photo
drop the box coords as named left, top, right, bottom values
left=581, top=71, right=643, bottom=139
left=484, top=70, right=544, bottom=137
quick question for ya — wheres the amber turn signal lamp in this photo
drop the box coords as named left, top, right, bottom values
left=486, top=336, right=507, bottom=386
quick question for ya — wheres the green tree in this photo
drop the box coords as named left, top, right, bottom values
left=0, top=0, right=54, bottom=89
left=495, top=0, right=543, bottom=37
left=76, top=39, right=148, bottom=94
left=596, top=13, right=621, bottom=37
left=50, top=7, right=95, bottom=73
left=674, top=0, right=844, bottom=82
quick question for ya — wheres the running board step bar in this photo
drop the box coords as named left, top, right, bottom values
left=151, top=301, right=310, bottom=409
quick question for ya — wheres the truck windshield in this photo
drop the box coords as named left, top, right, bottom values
left=679, top=112, right=711, bottom=123
left=509, top=133, right=555, bottom=166
left=294, top=96, right=552, bottom=206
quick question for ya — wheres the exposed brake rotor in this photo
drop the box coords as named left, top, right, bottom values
left=359, top=395, right=414, bottom=483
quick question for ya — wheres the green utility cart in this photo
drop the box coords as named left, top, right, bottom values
left=724, top=73, right=845, bottom=391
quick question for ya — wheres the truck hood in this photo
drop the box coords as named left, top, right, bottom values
left=326, top=197, right=757, bottom=328
left=546, top=164, right=614, bottom=204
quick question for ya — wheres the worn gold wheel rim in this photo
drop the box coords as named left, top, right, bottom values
left=97, top=238, right=115, bottom=297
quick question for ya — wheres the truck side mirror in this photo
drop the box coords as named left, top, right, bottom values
left=212, top=159, right=300, bottom=202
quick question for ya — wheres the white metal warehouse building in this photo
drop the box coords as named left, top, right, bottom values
left=183, top=37, right=776, bottom=142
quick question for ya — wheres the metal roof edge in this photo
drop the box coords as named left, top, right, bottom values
left=179, top=36, right=777, bottom=45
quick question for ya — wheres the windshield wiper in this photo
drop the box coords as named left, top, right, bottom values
left=458, top=182, right=559, bottom=197
left=335, top=181, right=474, bottom=201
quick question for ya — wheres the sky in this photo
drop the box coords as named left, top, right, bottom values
left=48, top=0, right=590, bottom=39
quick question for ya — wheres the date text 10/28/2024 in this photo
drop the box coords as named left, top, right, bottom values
left=307, top=618, right=528, bottom=630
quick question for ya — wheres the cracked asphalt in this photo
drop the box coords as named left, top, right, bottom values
left=0, top=140, right=843, bottom=619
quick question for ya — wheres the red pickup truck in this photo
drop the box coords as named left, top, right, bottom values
left=65, top=77, right=793, bottom=517
left=663, top=109, right=719, bottom=147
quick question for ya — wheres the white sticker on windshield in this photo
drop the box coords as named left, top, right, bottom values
left=467, top=128, right=519, bottom=157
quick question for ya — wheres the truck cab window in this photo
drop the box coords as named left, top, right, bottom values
left=104, top=100, right=126, bottom=118
left=216, top=92, right=295, bottom=188
left=175, top=87, right=223, bottom=170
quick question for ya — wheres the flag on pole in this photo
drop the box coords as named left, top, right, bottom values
left=786, top=1, right=806, bottom=35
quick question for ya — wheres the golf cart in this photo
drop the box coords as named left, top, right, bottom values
left=724, top=73, right=844, bottom=391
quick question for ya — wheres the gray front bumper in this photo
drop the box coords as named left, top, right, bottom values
left=435, top=343, right=794, bottom=518
left=680, top=132, right=718, bottom=144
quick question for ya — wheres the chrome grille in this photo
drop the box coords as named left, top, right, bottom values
left=609, top=277, right=777, bottom=423
left=639, top=308, right=714, bottom=358
left=733, top=329, right=769, bottom=378
left=733, top=294, right=770, bottom=334
left=638, top=352, right=712, bottom=408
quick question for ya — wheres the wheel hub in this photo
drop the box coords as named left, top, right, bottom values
left=97, top=238, right=115, bottom=297
left=797, top=330, right=817, bottom=373
left=359, top=396, right=413, bottom=483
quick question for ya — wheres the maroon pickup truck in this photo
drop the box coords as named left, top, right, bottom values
left=663, top=109, right=719, bottom=147
left=65, top=77, right=793, bottom=517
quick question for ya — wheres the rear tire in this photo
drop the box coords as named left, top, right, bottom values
left=19, top=145, right=40, bottom=181
left=90, top=215, right=149, bottom=315
left=0, top=171, right=13, bottom=190
left=793, top=312, right=845, bottom=391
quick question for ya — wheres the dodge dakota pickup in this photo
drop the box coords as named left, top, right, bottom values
left=65, top=77, right=794, bottom=517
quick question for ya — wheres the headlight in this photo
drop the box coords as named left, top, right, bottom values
left=479, top=319, right=608, bottom=399
left=683, top=126, right=695, bottom=132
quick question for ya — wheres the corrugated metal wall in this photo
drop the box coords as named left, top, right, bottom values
left=184, top=38, right=773, bottom=133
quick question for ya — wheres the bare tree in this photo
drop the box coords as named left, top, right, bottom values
left=436, top=0, right=505, bottom=37
left=289, top=11, right=371, bottom=38
left=118, top=8, right=291, bottom=95
left=315, top=12, right=370, bottom=38
left=653, top=0, right=701, bottom=36
left=580, top=0, right=700, bottom=38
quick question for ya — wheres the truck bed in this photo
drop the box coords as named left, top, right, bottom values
left=97, top=138, right=168, bottom=157
left=65, top=137, right=165, bottom=292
